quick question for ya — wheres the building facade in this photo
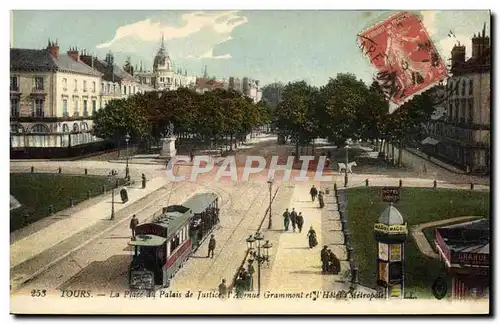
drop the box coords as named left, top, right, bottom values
left=135, top=34, right=195, bottom=91
left=10, top=41, right=103, bottom=150
left=425, top=27, right=491, bottom=173
left=224, top=76, right=262, bottom=103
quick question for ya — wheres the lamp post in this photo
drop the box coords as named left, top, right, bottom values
left=267, top=177, right=273, bottom=229
left=245, top=232, right=272, bottom=296
left=344, top=142, right=350, bottom=187
left=110, top=188, right=115, bottom=220
left=125, top=133, right=131, bottom=182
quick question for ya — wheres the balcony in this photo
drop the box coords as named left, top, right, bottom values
left=31, top=87, right=46, bottom=95
left=32, top=111, right=44, bottom=118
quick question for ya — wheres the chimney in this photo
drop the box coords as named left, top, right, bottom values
left=471, top=24, right=490, bottom=60
left=46, top=38, right=60, bottom=58
left=67, top=46, right=80, bottom=62
left=450, top=43, right=466, bottom=71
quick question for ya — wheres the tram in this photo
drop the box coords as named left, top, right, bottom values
left=128, top=192, right=219, bottom=290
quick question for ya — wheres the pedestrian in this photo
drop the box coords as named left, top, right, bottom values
left=290, top=208, right=298, bottom=232
left=318, top=191, right=325, bottom=208
left=130, top=214, right=139, bottom=240
left=307, top=226, right=318, bottom=248
left=296, top=212, right=304, bottom=233
left=282, top=208, right=291, bottom=231
left=310, top=185, right=318, bottom=202
left=208, top=234, right=216, bottom=258
left=327, top=249, right=341, bottom=274
left=141, top=173, right=147, bottom=189
left=190, top=150, right=195, bottom=162
left=218, top=279, right=228, bottom=298
left=321, top=245, right=329, bottom=273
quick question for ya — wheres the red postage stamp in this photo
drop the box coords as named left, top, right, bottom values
left=357, top=11, right=448, bottom=107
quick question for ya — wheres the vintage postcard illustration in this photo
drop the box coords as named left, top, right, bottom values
left=9, top=9, right=491, bottom=315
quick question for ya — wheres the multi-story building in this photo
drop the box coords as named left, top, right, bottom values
left=425, top=26, right=491, bottom=173
left=80, top=51, right=152, bottom=108
left=135, top=34, right=195, bottom=91
left=223, top=76, right=262, bottom=103
left=10, top=41, right=103, bottom=151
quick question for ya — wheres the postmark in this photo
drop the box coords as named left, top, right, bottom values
left=357, top=11, right=448, bottom=109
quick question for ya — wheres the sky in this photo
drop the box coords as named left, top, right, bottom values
left=11, top=10, right=490, bottom=87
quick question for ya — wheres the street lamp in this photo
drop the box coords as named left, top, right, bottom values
left=110, top=188, right=115, bottom=220
left=246, top=235, right=255, bottom=250
left=267, top=177, right=273, bottom=229
left=125, top=133, right=131, bottom=182
left=344, top=142, right=350, bottom=187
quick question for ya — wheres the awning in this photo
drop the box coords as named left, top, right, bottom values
left=128, top=234, right=167, bottom=247
left=421, top=137, right=439, bottom=145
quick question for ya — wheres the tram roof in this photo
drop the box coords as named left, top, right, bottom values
left=128, top=234, right=167, bottom=247
left=182, top=192, right=218, bottom=214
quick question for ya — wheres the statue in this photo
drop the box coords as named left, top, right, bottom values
left=164, top=122, right=174, bottom=138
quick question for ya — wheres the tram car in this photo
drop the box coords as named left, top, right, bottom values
left=128, top=192, right=219, bottom=290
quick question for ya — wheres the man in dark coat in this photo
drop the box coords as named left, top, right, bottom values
left=290, top=208, right=298, bottom=232
left=283, top=208, right=290, bottom=231
left=310, top=185, right=318, bottom=202
left=296, top=212, right=304, bottom=233
left=218, top=279, right=228, bottom=298
left=321, top=245, right=329, bottom=273
left=190, top=150, right=195, bottom=162
left=141, top=173, right=147, bottom=189
left=208, top=234, right=216, bottom=258
left=130, top=214, right=139, bottom=240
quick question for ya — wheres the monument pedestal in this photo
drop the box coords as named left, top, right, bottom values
left=160, top=136, right=177, bottom=159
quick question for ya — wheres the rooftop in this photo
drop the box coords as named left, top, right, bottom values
left=10, top=48, right=102, bottom=77
left=378, top=204, right=404, bottom=225
left=436, top=218, right=490, bottom=254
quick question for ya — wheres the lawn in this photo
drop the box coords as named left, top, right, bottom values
left=10, top=173, right=125, bottom=232
left=346, top=187, right=490, bottom=297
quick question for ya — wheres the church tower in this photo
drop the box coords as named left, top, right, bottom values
left=153, top=33, right=174, bottom=91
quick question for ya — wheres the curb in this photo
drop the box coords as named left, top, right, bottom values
left=10, top=182, right=181, bottom=292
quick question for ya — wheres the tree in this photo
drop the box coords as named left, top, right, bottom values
left=92, top=98, right=150, bottom=143
left=318, top=73, right=369, bottom=146
left=261, top=82, right=285, bottom=109
left=275, top=81, right=319, bottom=156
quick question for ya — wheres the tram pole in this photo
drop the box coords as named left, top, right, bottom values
left=110, top=188, right=115, bottom=220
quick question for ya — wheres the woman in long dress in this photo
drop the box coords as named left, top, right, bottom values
left=307, top=226, right=318, bottom=248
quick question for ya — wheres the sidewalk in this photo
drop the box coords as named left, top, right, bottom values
left=261, top=182, right=348, bottom=292
left=10, top=176, right=169, bottom=269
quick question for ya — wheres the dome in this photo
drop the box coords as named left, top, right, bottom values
left=378, top=204, right=404, bottom=225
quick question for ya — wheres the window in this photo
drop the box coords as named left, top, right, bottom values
left=113, top=85, right=116, bottom=93
left=83, top=100, right=88, bottom=116
left=33, top=99, right=44, bottom=117
left=469, top=79, right=473, bottom=96
left=74, top=79, right=78, bottom=91
left=73, top=97, right=79, bottom=116
left=92, top=81, right=96, bottom=93
left=101, top=82, right=104, bottom=92
left=133, top=86, right=136, bottom=94
left=34, top=77, right=44, bottom=90
left=128, top=86, right=131, bottom=94
left=83, top=80, right=87, bottom=92
left=468, top=98, right=474, bottom=123
left=63, top=124, right=69, bottom=133
left=62, top=98, right=68, bottom=116
left=10, top=98, right=19, bottom=117
left=62, top=78, right=67, bottom=90
left=92, top=100, right=97, bottom=114
left=10, top=76, right=19, bottom=91
left=106, top=84, right=110, bottom=93
left=31, top=124, right=49, bottom=133
left=124, top=86, right=127, bottom=95
left=461, top=79, right=466, bottom=96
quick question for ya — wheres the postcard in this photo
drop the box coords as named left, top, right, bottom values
left=9, top=9, right=491, bottom=315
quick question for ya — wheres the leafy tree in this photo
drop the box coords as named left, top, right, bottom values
left=261, top=82, right=285, bottom=109
left=318, top=73, right=370, bottom=146
left=92, top=99, right=150, bottom=144
left=275, top=81, right=319, bottom=156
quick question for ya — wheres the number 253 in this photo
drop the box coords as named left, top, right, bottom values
left=31, top=289, right=47, bottom=297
